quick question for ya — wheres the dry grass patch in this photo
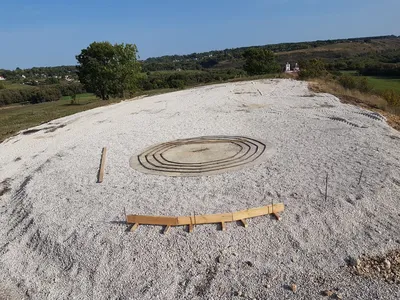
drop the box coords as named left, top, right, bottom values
left=309, top=79, right=400, bottom=131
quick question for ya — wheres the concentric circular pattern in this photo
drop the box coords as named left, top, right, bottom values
left=130, top=136, right=274, bottom=176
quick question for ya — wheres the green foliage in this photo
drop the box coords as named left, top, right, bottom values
left=76, top=42, right=140, bottom=100
left=243, top=48, right=280, bottom=75
left=0, top=86, right=61, bottom=105
left=0, top=82, right=5, bottom=90
left=46, top=77, right=60, bottom=84
left=359, top=63, right=400, bottom=77
left=57, top=82, right=85, bottom=97
left=338, top=75, right=372, bottom=93
left=382, top=90, right=400, bottom=106
left=136, top=69, right=246, bottom=91
left=0, top=82, right=85, bottom=106
left=299, top=59, right=327, bottom=79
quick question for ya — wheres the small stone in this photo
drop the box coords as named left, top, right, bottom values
left=335, top=294, right=343, bottom=300
left=384, top=259, right=391, bottom=269
left=245, top=261, right=254, bottom=267
left=348, top=256, right=360, bottom=267
left=323, top=290, right=334, bottom=297
left=237, top=290, right=242, bottom=296
left=232, top=252, right=237, bottom=256
left=290, top=283, right=297, bottom=293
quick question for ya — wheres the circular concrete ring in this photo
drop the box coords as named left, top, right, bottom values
left=130, top=136, right=274, bottom=176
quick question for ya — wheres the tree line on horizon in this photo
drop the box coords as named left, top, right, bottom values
left=0, top=34, right=399, bottom=105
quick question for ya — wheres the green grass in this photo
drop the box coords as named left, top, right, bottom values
left=365, top=77, right=400, bottom=94
left=1, top=82, right=35, bottom=90
left=60, top=93, right=96, bottom=101
left=340, top=71, right=400, bottom=94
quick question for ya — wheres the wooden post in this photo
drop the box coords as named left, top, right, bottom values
left=240, top=219, right=248, bottom=228
left=358, top=170, right=363, bottom=185
left=163, top=225, right=171, bottom=235
left=325, top=173, right=329, bottom=201
left=130, top=223, right=139, bottom=232
left=98, top=147, right=107, bottom=183
left=221, top=222, right=226, bottom=231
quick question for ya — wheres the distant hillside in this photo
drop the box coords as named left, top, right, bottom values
left=1, top=35, right=399, bottom=79
left=142, top=35, right=400, bottom=71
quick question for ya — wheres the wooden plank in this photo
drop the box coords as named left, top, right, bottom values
left=163, top=225, right=171, bottom=234
left=126, top=215, right=178, bottom=226
left=221, top=222, right=226, bottom=231
left=126, top=203, right=285, bottom=227
left=130, top=223, right=139, bottom=232
left=240, top=219, right=248, bottom=228
left=97, top=147, right=107, bottom=183
left=178, top=213, right=233, bottom=225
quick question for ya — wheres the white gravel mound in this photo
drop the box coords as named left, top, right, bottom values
left=0, top=79, right=399, bottom=299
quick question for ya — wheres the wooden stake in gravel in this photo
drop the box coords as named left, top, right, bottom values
left=98, top=147, right=107, bottom=183
left=325, top=173, right=329, bottom=201
left=358, top=169, right=363, bottom=185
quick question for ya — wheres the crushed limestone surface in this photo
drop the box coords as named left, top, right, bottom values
left=0, top=79, right=400, bottom=299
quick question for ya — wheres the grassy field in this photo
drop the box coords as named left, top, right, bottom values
left=340, top=71, right=400, bottom=94
left=1, top=82, right=34, bottom=90
left=366, top=77, right=400, bottom=93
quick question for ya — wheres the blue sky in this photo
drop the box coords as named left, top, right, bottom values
left=1, top=0, right=399, bottom=70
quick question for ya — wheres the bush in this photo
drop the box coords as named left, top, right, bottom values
left=136, top=69, right=246, bottom=91
left=299, top=59, right=327, bottom=79
left=338, top=75, right=372, bottom=93
left=243, top=48, right=280, bottom=75
left=0, top=86, right=61, bottom=106
left=170, top=79, right=185, bottom=89
left=57, top=82, right=85, bottom=96
left=28, top=87, right=61, bottom=104
left=338, top=75, right=357, bottom=89
left=382, top=90, right=400, bottom=106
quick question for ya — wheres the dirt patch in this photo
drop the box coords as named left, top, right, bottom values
left=44, top=124, right=66, bottom=133
left=339, top=95, right=400, bottom=130
left=348, top=249, right=400, bottom=284
left=309, top=81, right=400, bottom=131
left=0, top=178, right=11, bottom=197
left=22, top=128, right=42, bottom=135
left=22, top=124, right=66, bottom=135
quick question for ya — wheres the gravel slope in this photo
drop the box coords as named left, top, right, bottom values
left=0, top=79, right=399, bottom=299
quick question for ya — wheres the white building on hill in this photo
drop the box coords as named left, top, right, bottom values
left=0, top=76, right=5, bottom=81
left=284, top=62, right=300, bottom=73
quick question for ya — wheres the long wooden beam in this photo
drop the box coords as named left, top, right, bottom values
left=126, top=203, right=284, bottom=230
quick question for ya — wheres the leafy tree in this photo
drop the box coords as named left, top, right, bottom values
left=243, top=48, right=280, bottom=75
left=76, top=42, right=140, bottom=100
left=298, top=59, right=327, bottom=79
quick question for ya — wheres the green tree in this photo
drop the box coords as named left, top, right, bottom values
left=298, top=59, right=327, bottom=79
left=76, top=42, right=140, bottom=100
left=243, top=48, right=280, bottom=75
